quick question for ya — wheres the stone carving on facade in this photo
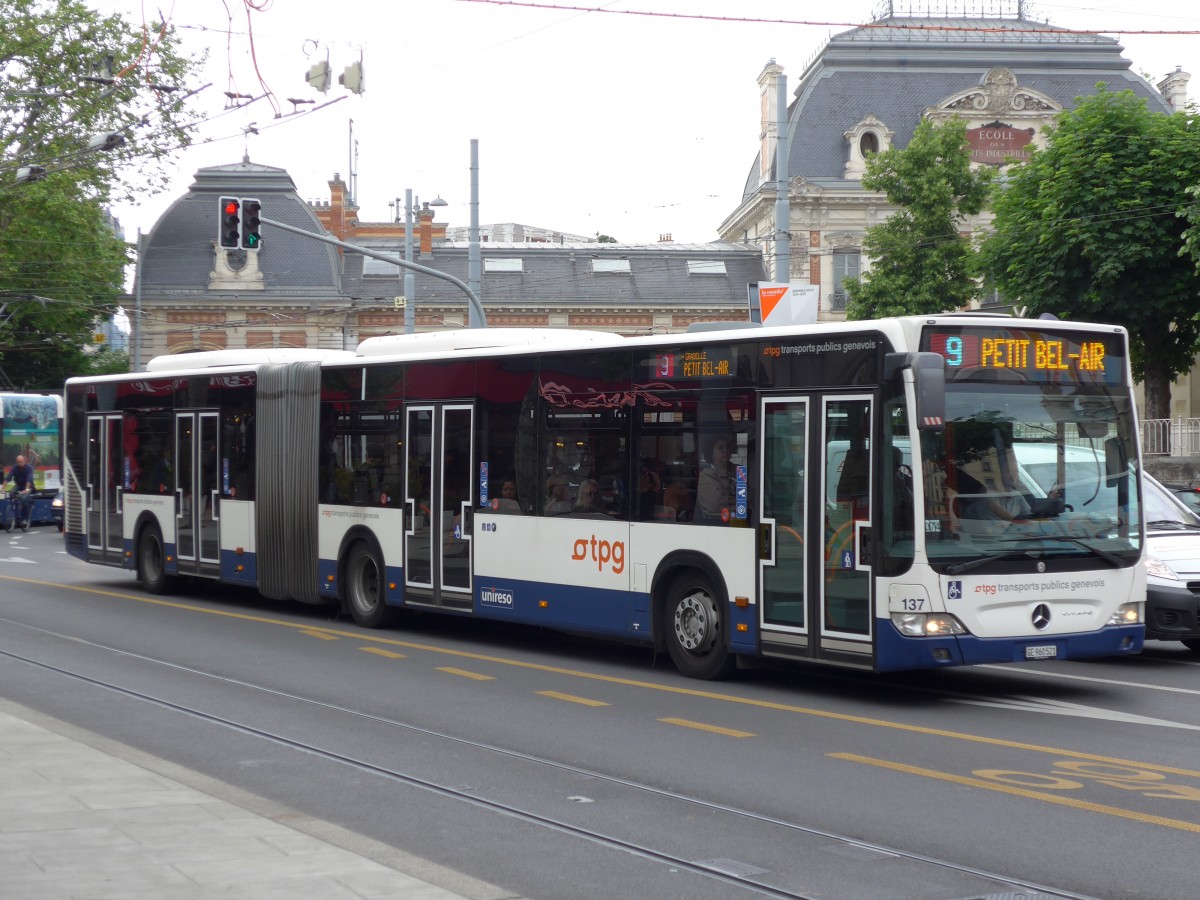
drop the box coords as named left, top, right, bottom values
left=938, top=67, right=1058, bottom=115
left=207, top=243, right=265, bottom=290
left=825, top=231, right=860, bottom=250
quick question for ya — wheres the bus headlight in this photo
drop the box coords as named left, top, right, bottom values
left=1107, top=601, right=1143, bottom=626
left=1145, top=555, right=1179, bottom=580
left=891, top=613, right=968, bottom=636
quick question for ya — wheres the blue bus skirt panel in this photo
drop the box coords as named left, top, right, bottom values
left=220, top=549, right=257, bottom=585
left=474, top=576, right=654, bottom=642
left=874, top=619, right=1144, bottom=672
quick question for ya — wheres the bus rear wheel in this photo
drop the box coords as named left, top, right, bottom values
left=137, top=525, right=173, bottom=595
left=345, top=542, right=391, bottom=628
left=663, top=571, right=734, bottom=680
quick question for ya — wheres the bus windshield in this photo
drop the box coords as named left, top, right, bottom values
left=917, top=382, right=1141, bottom=569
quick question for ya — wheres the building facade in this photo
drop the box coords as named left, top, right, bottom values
left=131, top=163, right=765, bottom=365
left=719, top=5, right=1188, bottom=320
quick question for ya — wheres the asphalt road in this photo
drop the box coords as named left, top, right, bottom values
left=3, top=523, right=1199, bottom=899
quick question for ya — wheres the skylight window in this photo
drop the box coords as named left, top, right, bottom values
left=484, top=258, right=523, bottom=273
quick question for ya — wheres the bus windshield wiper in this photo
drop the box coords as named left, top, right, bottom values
left=945, top=550, right=1032, bottom=575
left=1007, top=534, right=1126, bottom=568
left=1146, top=519, right=1200, bottom=531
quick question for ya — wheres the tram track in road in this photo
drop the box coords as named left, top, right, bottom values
left=0, top=619, right=1098, bottom=900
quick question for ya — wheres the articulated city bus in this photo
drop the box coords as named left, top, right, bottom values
left=62, top=315, right=1145, bottom=677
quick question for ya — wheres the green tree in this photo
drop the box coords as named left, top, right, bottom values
left=845, top=118, right=994, bottom=320
left=1, top=0, right=202, bottom=388
left=981, top=87, right=1200, bottom=420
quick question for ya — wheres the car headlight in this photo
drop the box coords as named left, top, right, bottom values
left=891, top=612, right=968, bottom=636
left=1107, top=601, right=1143, bottom=625
left=51, top=497, right=63, bottom=509
left=1145, top=555, right=1179, bottom=580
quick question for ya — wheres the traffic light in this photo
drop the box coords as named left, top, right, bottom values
left=218, top=196, right=240, bottom=248
left=241, top=198, right=262, bottom=250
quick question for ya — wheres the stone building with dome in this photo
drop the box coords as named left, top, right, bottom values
left=130, top=161, right=766, bottom=364
left=719, top=3, right=1189, bottom=319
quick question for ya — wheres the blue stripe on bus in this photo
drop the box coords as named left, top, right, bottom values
left=220, top=550, right=257, bottom=584
left=874, top=619, right=1143, bottom=671
left=474, top=576, right=653, bottom=641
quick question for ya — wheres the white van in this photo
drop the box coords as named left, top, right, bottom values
left=1141, top=473, right=1200, bottom=651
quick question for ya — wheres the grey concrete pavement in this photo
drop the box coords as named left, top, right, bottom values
left=0, top=698, right=515, bottom=900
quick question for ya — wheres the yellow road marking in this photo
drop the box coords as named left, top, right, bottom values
left=537, top=690, right=609, bottom=707
left=301, top=629, right=339, bottom=640
left=360, top=647, right=405, bottom=659
left=831, top=753, right=1200, bottom=834
left=437, top=666, right=494, bottom=681
left=13, top=573, right=1200, bottom=780
left=660, top=717, right=754, bottom=738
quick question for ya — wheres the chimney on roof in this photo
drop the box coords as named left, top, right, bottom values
left=659, top=233, right=673, bottom=242
left=419, top=204, right=435, bottom=256
left=1158, top=66, right=1191, bottom=112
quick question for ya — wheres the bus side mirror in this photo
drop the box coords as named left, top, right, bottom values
left=1104, top=437, right=1127, bottom=488
left=885, top=352, right=945, bottom=431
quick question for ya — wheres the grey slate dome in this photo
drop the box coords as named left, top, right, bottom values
left=140, top=159, right=343, bottom=297
left=743, top=13, right=1173, bottom=200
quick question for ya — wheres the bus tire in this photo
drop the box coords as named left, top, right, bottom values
left=345, top=541, right=391, bottom=628
left=137, top=525, right=173, bottom=595
left=663, top=570, right=735, bottom=680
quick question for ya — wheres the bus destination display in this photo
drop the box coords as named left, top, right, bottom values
left=922, top=327, right=1123, bottom=385
left=654, top=346, right=732, bottom=380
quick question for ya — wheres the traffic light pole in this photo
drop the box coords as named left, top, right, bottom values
left=258, top=215, right=487, bottom=329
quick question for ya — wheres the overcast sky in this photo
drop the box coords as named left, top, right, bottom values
left=92, top=0, right=1200, bottom=247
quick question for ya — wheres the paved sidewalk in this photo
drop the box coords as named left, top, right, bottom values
left=0, top=698, right=513, bottom=899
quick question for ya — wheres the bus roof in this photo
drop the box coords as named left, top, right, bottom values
left=145, top=348, right=357, bottom=372
left=355, top=328, right=628, bottom=358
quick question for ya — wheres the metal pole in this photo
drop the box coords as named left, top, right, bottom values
left=133, top=229, right=144, bottom=371
left=773, top=74, right=791, bottom=283
left=468, top=139, right=482, bottom=328
left=258, top=215, right=487, bottom=327
left=404, top=188, right=415, bottom=334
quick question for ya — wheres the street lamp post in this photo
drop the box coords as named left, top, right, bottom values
left=389, top=192, right=447, bottom=334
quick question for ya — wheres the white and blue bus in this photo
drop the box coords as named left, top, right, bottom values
left=62, top=315, right=1145, bottom=677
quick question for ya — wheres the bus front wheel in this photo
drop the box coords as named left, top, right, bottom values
left=137, top=525, right=173, bottom=595
left=663, top=571, right=735, bottom=680
left=345, top=542, right=391, bottom=628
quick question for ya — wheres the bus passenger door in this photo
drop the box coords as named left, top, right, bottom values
left=820, top=396, right=873, bottom=655
left=85, top=413, right=124, bottom=565
left=403, top=403, right=474, bottom=609
left=758, top=395, right=873, bottom=665
left=174, top=411, right=220, bottom=577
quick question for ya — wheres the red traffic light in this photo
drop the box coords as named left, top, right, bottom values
left=218, top=196, right=240, bottom=248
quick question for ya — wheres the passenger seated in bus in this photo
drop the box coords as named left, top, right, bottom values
left=545, top=473, right=573, bottom=515
left=492, top=479, right=523, bottom=513
left=662, top=478, right=693, bottom=521
left=697, top=437, right=735, bottom=521
left=637, top=461, right=662, bottom=519
left=572, top=478, right=613, bottom=518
